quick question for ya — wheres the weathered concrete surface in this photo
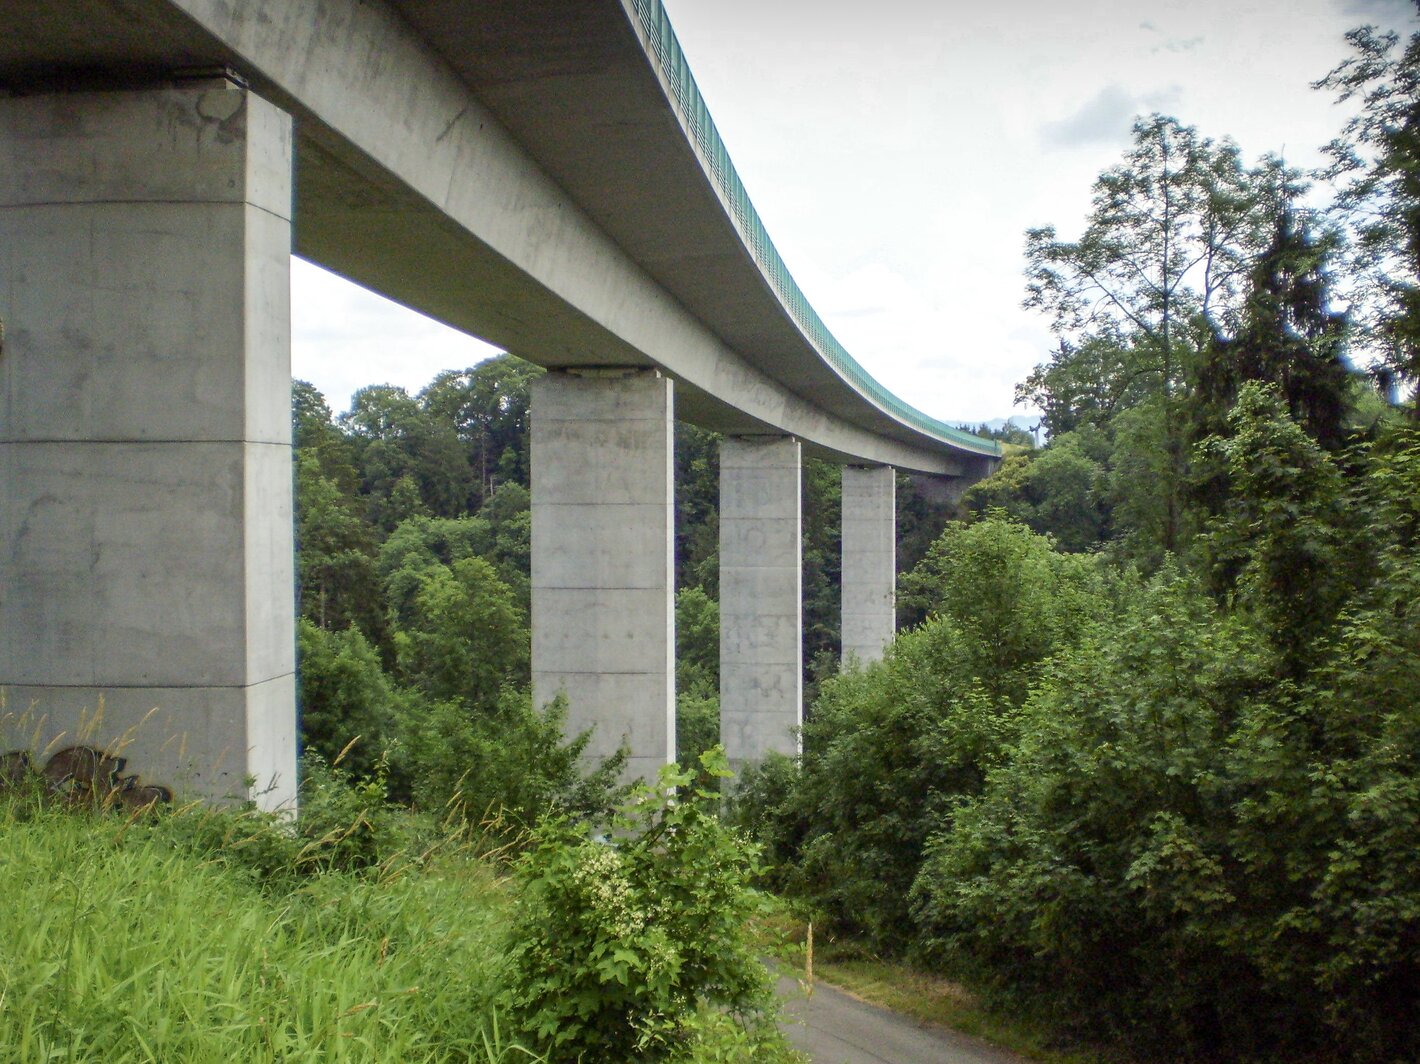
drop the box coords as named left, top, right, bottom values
left=719, top=436, right=802, bottom=770
left=530, top=370, right=675, bottom=783
left=841, top=466, right=897, bottom=665
left=0, top=85, right=297, bottom=809
left=0, top=0, right=999, bottom=478
left=776, top=973, right=1030, bottom=1064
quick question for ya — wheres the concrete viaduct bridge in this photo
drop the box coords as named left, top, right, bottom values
left=0, top=0, right=999, bottom=807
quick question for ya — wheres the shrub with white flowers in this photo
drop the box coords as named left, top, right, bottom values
left=504, top=749, right=777, bottom=1061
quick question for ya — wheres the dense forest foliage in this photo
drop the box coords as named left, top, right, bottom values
left=290, top=343, right=956, bottom=811
left=730, top=23, right=1420, bottom=1064
left=284, top=14, right=1420, bottom=1063
left=291, top=355, right=957, bottom=825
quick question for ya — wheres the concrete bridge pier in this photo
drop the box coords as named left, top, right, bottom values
left=719, top=435, right=803, bottom=772
left=0, top=82, right=298, bottom=808
left=841, top=465, right=897, bottom=665
left=530, top=369, right=676, bottom=784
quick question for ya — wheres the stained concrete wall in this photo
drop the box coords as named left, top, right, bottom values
left=841, top=465, right=897, bottom=665
left=0, top=84, right=297, bottom=809
left=719, top=436, right=802, bottom=770
left=530, top=369, right=675, bottom=783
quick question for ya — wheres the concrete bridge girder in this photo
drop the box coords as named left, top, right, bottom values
left=1, top=0, right=997, bottom=799
left=0, top=0, right=994, bottom=477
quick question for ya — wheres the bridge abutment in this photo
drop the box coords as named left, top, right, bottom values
left=0, top=83, right=297, bottom=808
left=718, top=435, right=803, bottom=772
left=530, top=369, right=675, bottom=784
left=841, top=465, right=897, bottom=665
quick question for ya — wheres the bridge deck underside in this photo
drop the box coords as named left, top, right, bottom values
left=0, top=0, right=994, bottom=477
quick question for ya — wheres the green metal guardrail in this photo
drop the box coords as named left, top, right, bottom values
left=626, top=0, right=1001, bottom=459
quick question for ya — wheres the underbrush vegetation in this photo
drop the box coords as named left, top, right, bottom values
left=507, top=752, right=784, bottom=1061
left=0, top=790, right=525, bottom=1062
left=1, top=748, right=799, bottom=1063
left=732, top=412, right=1420, bottom=1063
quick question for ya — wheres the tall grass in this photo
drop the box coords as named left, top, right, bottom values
left=0, top=796, right=541, bottom=1063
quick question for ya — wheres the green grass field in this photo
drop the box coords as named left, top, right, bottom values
left=0, top=795, right=538, bottom=1063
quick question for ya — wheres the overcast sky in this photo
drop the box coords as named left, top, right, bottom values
left=291, top=0, right=1418, bottom=425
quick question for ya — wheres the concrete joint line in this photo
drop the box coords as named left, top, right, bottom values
left=4, top=440, right=292, bottom=447
left=22, top=675, right=296, bottom=692
left=0, top=200, right=287, bottom=215
left=533, top=671, right=663, bottom=677
left=533, top=587, right=663, bottom=593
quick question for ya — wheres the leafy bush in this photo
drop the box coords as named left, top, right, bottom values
left=905, top=421, right=1420, bottom=1061
left=675, top=691, right=720, bottom=770
left=726, top=752, right=808, bottom=889
left=151, top=751, right=421, bottom=890
left=909, top=570, right=1278, bottom=1052
left=395, top=689, right=627, bottom=832
left=735, top=424, right=1420, bottom=1059
left=742, top=518, right=1106, bottom=950
left=504, top=750, right=782, bottom=1061
left=298, top=618, right=404, bottom=780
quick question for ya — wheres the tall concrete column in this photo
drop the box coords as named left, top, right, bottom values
left=841, top=465, right=897, bottom=664
left=719, top=436, right=802, bottom=770
left=0, top=83, right=297, bottom=808
left=531, top=369, right=675, bottom=783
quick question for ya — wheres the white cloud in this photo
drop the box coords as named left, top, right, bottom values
left=1334, top=0, right=1416, bottom=19
left=1151, top=35, right=1204, bottom=54
left=1040, top=85, right=1144, bottom=148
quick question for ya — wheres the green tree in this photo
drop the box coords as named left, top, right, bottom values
left=292, top=379, right=360, bottom=492
left=1017, top=327, right=1154, bottom=438
left=910, top=572, right=1283, bottom=1057
left=801, top=457, right=842, bottom=669
left=674, top=586, right=720, bottom=765
left=905, top=426, right=1420, bottom=1060
left=392, top=556, right=528, bottom=708
left=961, top=428, right=1111, bottom=554
left=296, top=619, right=401, bottom=781
left=418, top=354, right=542, bottom=503
left=342, top=384, right=475, bottom=529
left=294, top=451, right=383, bottom=636
left=1194, top=383, right=1355, bottom=668
left=477, top=481, right=532, bottom=610
left=756, top=519, right=1107, bottom=949
left=1023, top=115, right=1276, bottom=553
left=674, top=424, right=721, bottom=595
left=1192, top=199, right=1353, bottom=451
left=898, top=517, right=1106, bottom=705
left=1318, top=15, right=1420, bottom=414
